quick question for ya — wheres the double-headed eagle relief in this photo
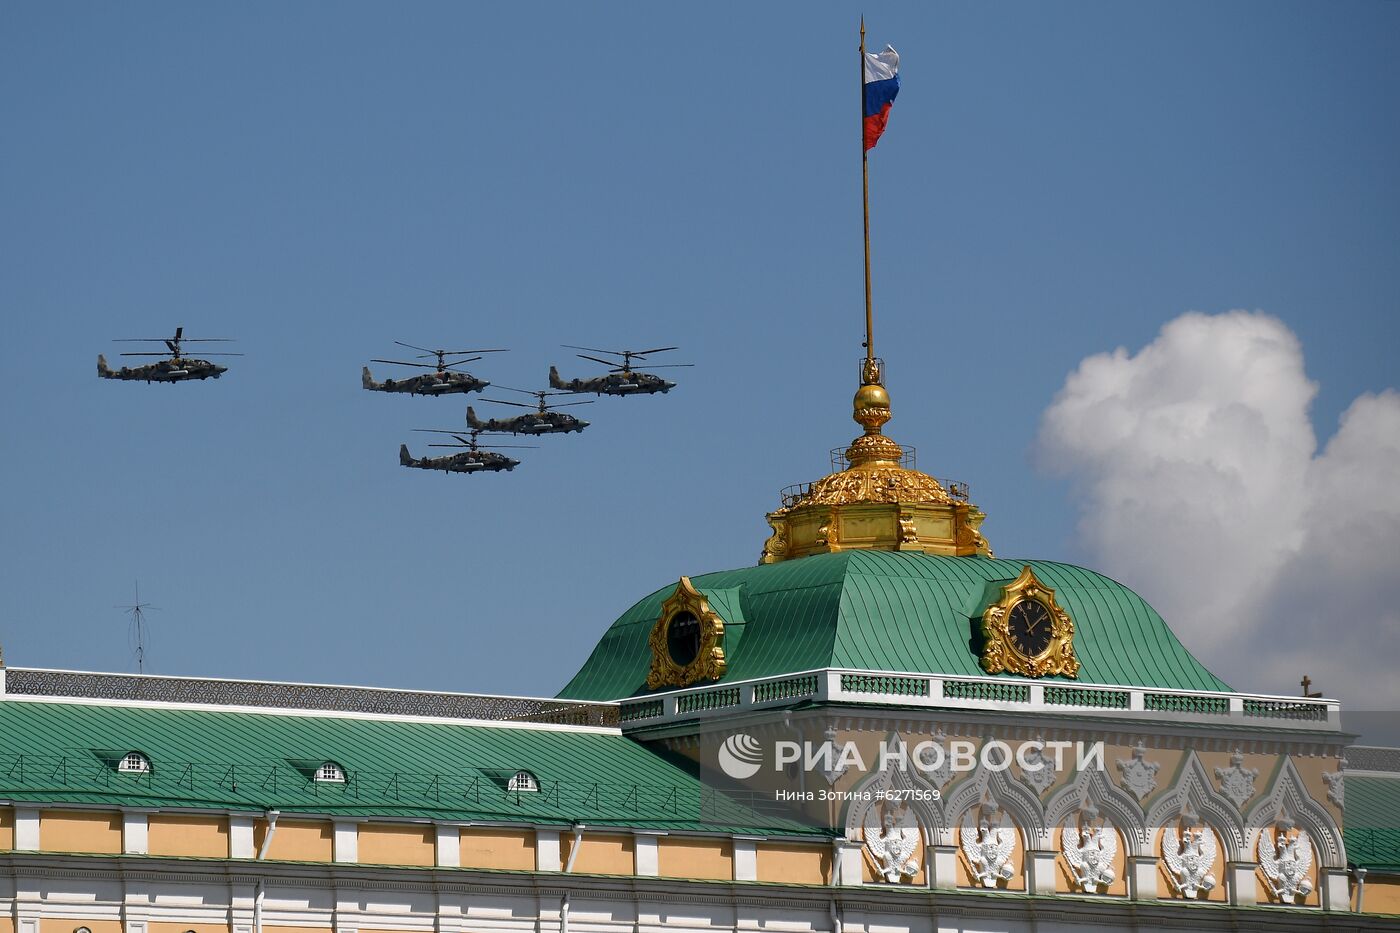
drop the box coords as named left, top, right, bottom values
left=961, top=798, right=1016, bottom=888
left=862, top=803, right=921, bottom=883
left=1162, top=810, right=1218, bottom=898
left=1258, top=818, right=1314, bottom=903
left=1061, top=804, right=1117, bottom=893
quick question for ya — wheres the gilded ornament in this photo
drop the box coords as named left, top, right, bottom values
left=646, top=577, right=727, bottom=690
left=978, top=566, right=1079, bottom=678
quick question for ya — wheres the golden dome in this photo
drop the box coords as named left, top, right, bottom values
left=759, top=360, right=991, bottom=564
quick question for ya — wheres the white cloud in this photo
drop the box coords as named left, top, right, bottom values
left=1037, top=311, right=1400, bottom=706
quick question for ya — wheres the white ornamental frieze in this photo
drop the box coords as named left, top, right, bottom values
left=1258, top=818, right=1314, bottom=903
left=1322, top=760, right=1345, bottom=809
left=1061, top=803, right=1117, bottom=894
left=1019, top=735, right=1058, bottom=796
left=863, top=803, right=921, bottom=883
left=1214, top=748, right=1258, bottom=809
left=1162, top=809, right=1218, bottom=899
left=915, top=728, right=954, bottom=790
left=961, top=796, right=1016, bottom=888
left=1116, top=740, right=1161, bottom=802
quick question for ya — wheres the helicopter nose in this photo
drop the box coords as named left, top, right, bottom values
left=578, top=420, right=590, bottom=429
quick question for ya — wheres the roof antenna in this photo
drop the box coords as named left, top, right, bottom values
left=117, top=582, right=158, bottom=673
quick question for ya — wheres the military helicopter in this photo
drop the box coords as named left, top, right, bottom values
left=363, top=342, right=506, bottom=396
left=399, top=429, right=535, bottom=475
left=549, top=345, right=692, bottom=396
left=466, top=386, right=592, bottom=435
left=98, top=327, right=241, bottom=383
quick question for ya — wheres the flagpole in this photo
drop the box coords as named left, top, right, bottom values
left=860, top=19, right=874, bottom=371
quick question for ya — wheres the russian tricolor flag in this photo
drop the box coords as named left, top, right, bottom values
left=862, top=45, right=900, bottom=151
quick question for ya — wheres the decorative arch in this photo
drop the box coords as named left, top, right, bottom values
left=842, top=732, right=945, bottom=841
left=1144, top=751, right=1246, bottom=862
left=1045, top=765, right=1150, bottom=858
left=1244, top=756, right=1345, bottom=869
left=943, top=758, right=1046, bottom=848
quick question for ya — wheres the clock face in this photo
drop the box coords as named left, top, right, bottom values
left=1007, top=599, right=1053, bottom=658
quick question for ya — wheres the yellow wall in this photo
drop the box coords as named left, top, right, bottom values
left=1, top=916, right=12, bottom=933
left=152, top=923, right=230, bottom=933
left=41, top=922, right=122, bottom=933
left=1054, top=826, right=1127, bottom=896
left=148, top=813, right=229, bottom=859
left=359, top=822, right=435, bottom=867
left=40, top=810, right=122, bottom=854
left=756, top=842, right=830, bottom=884
left=1365, top=874, right=1400, bottom=914
left=0, top=807, right=12, bottom=850
left=260, top=927, right=331, bottom=933
left=255, top=818, right=333, bottom=862
left=657, top=836, right=733, bottom=881
left=562, top=832, right=634, bottom=875
left=460, top=827, right=535, bottom=871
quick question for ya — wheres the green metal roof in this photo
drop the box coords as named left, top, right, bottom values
left=0, top=699, right=820, bottom=837
left=1346, top=775, right=1400, bottom=871
left=558, top=551, right=1231, bottom=700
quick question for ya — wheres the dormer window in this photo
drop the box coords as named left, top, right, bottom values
left=314, top=761, right=346, bottom=783
left=118, top=751, right=151, bottom=774
left=507, top=770, right=538, bottom=792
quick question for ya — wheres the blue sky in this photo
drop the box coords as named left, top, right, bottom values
left=3, top=2, right=1397, bottom=702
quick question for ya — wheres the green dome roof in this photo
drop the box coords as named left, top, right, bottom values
left=558, top=551, right=1230, bottom=700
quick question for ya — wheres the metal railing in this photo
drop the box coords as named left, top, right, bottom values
left=616, top=667, right=1341, bottom=732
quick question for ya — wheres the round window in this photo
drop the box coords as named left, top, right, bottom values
left=666, top=611, right=701, bottom=666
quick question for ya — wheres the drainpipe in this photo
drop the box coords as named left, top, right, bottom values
left=1355, top=867, right=1367, bottom=912
left=560, top=824, right=585, bottom=933
left=829, top=901, right=841, bottom=933
left=253, top=810, right=280, bottom=933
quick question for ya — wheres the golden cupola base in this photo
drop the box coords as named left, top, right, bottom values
left=761, top=359, right=992, bottom=564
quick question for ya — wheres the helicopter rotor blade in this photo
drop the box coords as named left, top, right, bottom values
left=480, top=399, right=536, bottom=409
left=440, top=357, right=483, bottom=370
left=629, top=364, right=693, bottom=369
left=371, top=359, right=438, bottom=368
left=489, top=385, right=544, bottom=396
left=393, top=341, right=435, bottom=354
left=562, top=344, right=623, bottom=356
left=120, top=352, right=179, bottom=357
left=576, top=354, right=618, bottom=367
left=634, top=346, right=678, bottom=356
left=545, top=400, right=594, bottom=408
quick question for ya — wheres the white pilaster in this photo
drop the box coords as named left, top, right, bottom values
left=1026, top=849, right=1057, bottom=895
left=634, top=832, right=660, bottom=877
left=1321, top=866, right=1350, bottom=911
left=536, top=829, right=561, bottom=872
left=1127, top=855, right=1158, bottom=900
left=1227, top=861, right=1257, bottom=907
left=124, top=920, right=148, bottom=933
left=123, top=811, right=149, bottom=855
left=835, top=839, right=863, bottom=886
left=929, top=844, right=958, bottom=891
left=733, top=838, right=758, bottom=882
left=14, top=807, right=39, bottom=851
left=333, top=820, right=359, bottom=863
left=230, top=816, right=255, bottom=859
left=435, top=824, right=460, bottom=868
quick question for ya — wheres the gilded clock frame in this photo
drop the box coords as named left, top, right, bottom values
left=646, top=576, right=727, bottom=690
left=979, top=565, right=1079, bottom=678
